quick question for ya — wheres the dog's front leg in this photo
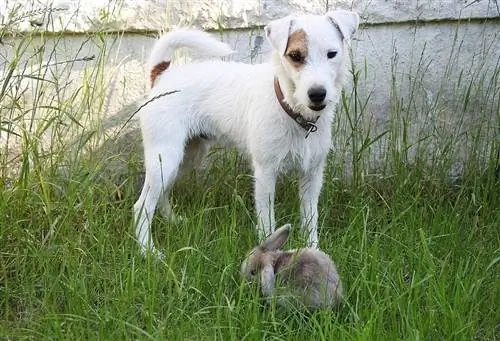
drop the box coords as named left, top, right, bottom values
left=253, top=164, right=277, bottom=240
left=299, top=160, right=326, bottom=248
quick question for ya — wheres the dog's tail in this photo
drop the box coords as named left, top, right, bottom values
left=148, top=29, right=235, bottom=87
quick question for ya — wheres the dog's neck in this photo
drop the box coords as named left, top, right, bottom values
left=273, top=76, right=318, bottom=138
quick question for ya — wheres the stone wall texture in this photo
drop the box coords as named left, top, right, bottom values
left=2, top=0, right=499, bottom=32
left=1, top=0, right=499, bottom=178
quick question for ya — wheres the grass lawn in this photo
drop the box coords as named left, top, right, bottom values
left=1, top=143, right=498, bottom=339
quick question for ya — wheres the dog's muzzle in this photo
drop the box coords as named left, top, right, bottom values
left=308, top=86, right=327, bottom=111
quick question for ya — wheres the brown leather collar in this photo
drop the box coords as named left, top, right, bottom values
left=274, top=77, right=318, bottom=138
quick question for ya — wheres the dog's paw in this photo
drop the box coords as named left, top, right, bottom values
left=139, top=245, right=166, bottom=261
left=171, top=213, right=187, bottom=224
left=159, top=207, right=187, bottom=224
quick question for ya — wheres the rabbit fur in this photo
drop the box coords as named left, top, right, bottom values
left=241, top=224, right=343, bottom=311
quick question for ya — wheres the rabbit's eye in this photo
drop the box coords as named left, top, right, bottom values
left=250, top=269, right=256, bottom=276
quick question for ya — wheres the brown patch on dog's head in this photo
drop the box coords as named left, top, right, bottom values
left=150, top=61, right=171, bottom=88
left=284, top=29, right=308, bottom=70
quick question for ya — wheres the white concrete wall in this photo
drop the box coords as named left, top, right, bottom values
left=1, top=0, right=499, bottom=177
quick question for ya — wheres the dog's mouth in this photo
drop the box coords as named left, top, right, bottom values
left=309, top=104, right=326, bottom=111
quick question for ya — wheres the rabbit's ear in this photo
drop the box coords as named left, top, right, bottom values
left=260, top=263, right=275, bottom=296
left=261, top=224, right=291, bottom=251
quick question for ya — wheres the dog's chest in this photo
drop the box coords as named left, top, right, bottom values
left=278, top=133, right=330, bottom=172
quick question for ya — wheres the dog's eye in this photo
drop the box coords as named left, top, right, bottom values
left=327, top=51, right=338, bottom=59
left=288, top=51, right=305, bottom=63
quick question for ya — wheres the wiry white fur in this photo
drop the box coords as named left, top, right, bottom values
left=133, top=11, right=359, bottom=257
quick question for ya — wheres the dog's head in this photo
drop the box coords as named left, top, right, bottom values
left=265, top=10, right=359, bottom=120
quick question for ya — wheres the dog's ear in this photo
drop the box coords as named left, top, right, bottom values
left=265, top=15, right=295, bottom=56
left=326, top=10, right=359, bottom=41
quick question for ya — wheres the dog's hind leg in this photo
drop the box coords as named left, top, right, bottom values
left=158, top=136, right=212, bottom=220
left=134, top=172, right=164, bottom=257
left=178, top=136, right=213, bottom=177
left=133, top=131, right=187, bottom=257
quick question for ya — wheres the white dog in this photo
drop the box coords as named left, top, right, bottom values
left=133, top=10, right=359, bottom=256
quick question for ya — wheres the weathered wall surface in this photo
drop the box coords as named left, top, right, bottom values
left=1, top=0, right=499, bottom=177
left=2, top=0, right=499, bottom=31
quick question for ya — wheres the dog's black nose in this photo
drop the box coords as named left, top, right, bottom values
left=308, top=87, right=327, bottom=103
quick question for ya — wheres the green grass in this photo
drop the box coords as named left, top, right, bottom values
left=1, top=8, right=499, bottom=340
left=1, top=152, right=498, bottom=340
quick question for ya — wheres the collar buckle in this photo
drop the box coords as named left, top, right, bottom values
left=304, top=122, right=318, bottom=139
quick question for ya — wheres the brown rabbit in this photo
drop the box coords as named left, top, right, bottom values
left=241, top=224, right=343, bottom=311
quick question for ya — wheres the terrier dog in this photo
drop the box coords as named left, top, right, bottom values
left=133, top=10, right=359, bottom=256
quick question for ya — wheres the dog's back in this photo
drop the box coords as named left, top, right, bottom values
left=148, top=29, right=235, bottom=88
